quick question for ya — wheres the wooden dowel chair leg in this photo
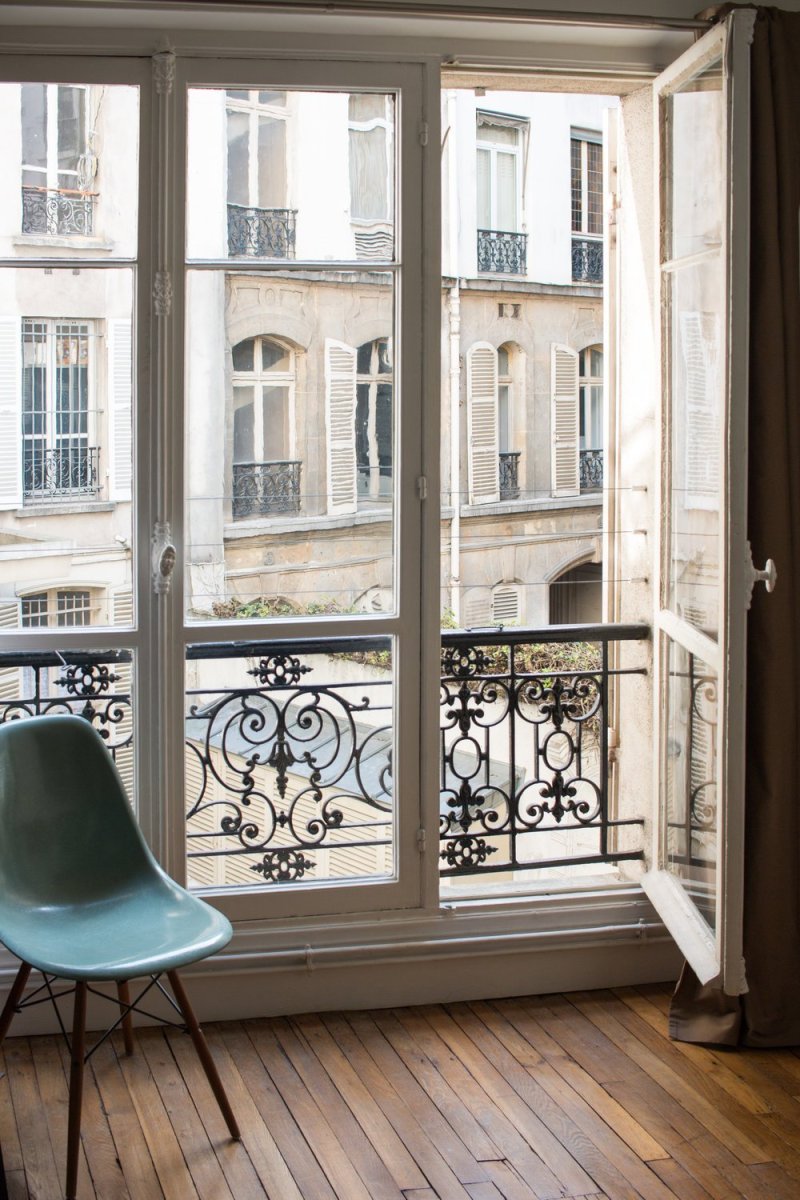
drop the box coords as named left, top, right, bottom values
left=117, top=981, right=135, bottom=1055
left=0, top=962, right=31, bottom=1047
left=66, top=981, right=87, bottom=1200
left=166, top=969, right=240, bottom=1140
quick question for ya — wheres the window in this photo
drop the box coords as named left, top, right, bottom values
left=231, top=335, right=299, bottom=519
left=476, top=112, right=527, bottom=274
left=225, top=90, right=294, bottom=258
left=21, top=319, right=99, bottom=503
left=20, top=83, right=94, bottom=236
left=21, top=589, right=93, bottom=627
left=356, top=337, right=392, bottom=501
left=571, top=131, right=603, bottom=283
left=348, top=93, right=393, bottom=260
left=578, top=344, right=603, bottom=492
left=497, top=343, right=521, bottom=500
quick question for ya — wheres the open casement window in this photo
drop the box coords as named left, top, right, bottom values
left=466, top=342, right=499, bottom=504
left=615, top=11, right=757, bottom=993
left=550, top=342, right=580, bottom=497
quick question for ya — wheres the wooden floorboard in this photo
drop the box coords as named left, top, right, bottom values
left=2, top=985, right=800, bottom=1200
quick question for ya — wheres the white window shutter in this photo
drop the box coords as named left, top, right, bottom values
left=0, top=600, right=21, bottom=704
left=0, top=318, right=22, bottom=510
left=464, top=590, right=491, bottom=628
left=112, top=588, right=133, bottom=627
left=551, top=343, right=580, bottom=497
left=467, top=342, right=499, bottom=505
left=492, top=584, right=521, bottom=626
left=108, top=318, right=133, bottom=502
left=324, top=338, right=357, bottom=515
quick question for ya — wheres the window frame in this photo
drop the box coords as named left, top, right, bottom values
left=475, top=109, right=526, bottom=235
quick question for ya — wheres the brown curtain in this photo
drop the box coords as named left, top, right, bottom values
left=671, top=6, right=800, bottom=1047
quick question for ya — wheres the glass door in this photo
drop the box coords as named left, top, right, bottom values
left=0, top=56, right=153, bottom=837
left=166, top=58, right=426, bottom=920
left=641, top=11, right=756, bottom=992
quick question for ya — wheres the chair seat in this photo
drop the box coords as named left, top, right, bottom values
left=0, top=872, right=232, bottom=981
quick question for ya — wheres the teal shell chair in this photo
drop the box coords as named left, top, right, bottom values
left=0, top=714, right=240, bottom=1199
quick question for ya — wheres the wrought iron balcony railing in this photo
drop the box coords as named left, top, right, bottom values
left=579, top=448, right=603, bottom=492
left=21, top=186, right=96, bottom=237
left=227, top=204, right=297, bottom=259
left=232, top=460, right=302, bottom=519
left=572, top=236, right=603, bottom=284
left=477, top=229, right=528, bottom=275
left=23, top=445, right=101, bottom=502
left=0, top=625, right=648, bottom=888
left=499, top=451, right=520, bottom=500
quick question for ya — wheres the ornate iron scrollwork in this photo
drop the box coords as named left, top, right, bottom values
left=23, top=446, right=100, bottom=501
left=477, top=229, right=528, bottom=275
left=21, top=187, right=95, bottom=237
left=571, top=237, right=603, bottom=284
left=227, top=204, right=297, bottom=259
left=232, top=460, right=302, bottom=519
left=579, top=449, right=603, bottom=491
left=499, top=451, right=521, bottom=500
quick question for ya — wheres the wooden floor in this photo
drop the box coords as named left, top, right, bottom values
left=2, top=982, right=800, bottom=1200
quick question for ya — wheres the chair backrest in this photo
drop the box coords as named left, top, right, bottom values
left=0, top=714, right=160, bottom=907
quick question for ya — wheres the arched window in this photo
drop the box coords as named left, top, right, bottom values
left=356, top=337, right=392, bottom=501
left=549, top=561, right=602, bottom=625
left=231, top=336, right=300, bottom=519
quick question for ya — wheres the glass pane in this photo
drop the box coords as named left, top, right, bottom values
left=664, top=636, right=717, bottom=931
left=496, top=152, right=517, bottom=231
left=226, top=108, right=249, bottom=207
left=349, top=126, right=388, bottom=220
left=667, top=260, right=723, bottom=636
left=348, top=93, right=385, bottom=122
left=0, top=268, right=134, bottom=627
left=0, top=648, right=135, bottom=803
left=476, top=147, right=491, bottom=229
left=664, top=57, right=724, bottom=262
left=184, top=270, right=395, bottom=620
left=57, top=85, right=86, bottom=176
left=257, top=115, right=287, bottom=208
left=187, top=88, right=396, bottom=261
left=185, top=640, right=394, bottom=889
left=478, top=123, right=518, bottom=148
left=1, top=81, right=139, bottom=257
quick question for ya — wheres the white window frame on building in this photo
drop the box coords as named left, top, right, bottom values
left=355, top=336, right=393, bottom=502
left=230, top=333, right=300, bottom=521
left=578, top=344, right=603, bottom=494
left=570, top=128, right=603, bottom=284
left=20, top=82, right=96, bottom=237
left=224, top=89, right=295, bottom=259
left=21, top=317, right=100, bottom=504
left=476, top=111, right=528, bottom=275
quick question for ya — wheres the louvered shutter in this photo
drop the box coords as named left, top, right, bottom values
left=108, top=318, right=133, bottom=502
left=109, top=588, right=135, bottom=799
left=324, top=339, right=357, bottom=515
left=0, top=600, right=21, bottom=708
left=467, top=343, right=499, bottom=504
left=491, top=585, right=521, bottom=626
left=551, top=343, right=580, bottom=497
left=464, top=590, right=491, bottom=628
left=0, top=318, right=22, bottom=509
left=680, top=311, right=719, bottom=510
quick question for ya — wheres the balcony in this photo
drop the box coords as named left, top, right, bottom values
left=21, top=186, right=96, bottom=237
left=579, top=448, right=603, bottom=492
left=571, top=235, right=603, bottom=284
left=227, top=204, right=297, bottom=259
left=23, top=445, right=101, bottom=503
left=499, top=451, right=520, bottom=500
left=477, top=229, right=527, bottom=275
left=232, top=460, right=302, bottom=520
left=0, top=627, right=647, bottom=888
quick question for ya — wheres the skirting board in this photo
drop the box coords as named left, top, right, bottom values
left=0, top=934, right=682, bottom=1037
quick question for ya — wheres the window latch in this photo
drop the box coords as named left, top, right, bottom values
left=745, top=541, right=777, bottom=609
left=152, top=521, right=177, bottom=595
